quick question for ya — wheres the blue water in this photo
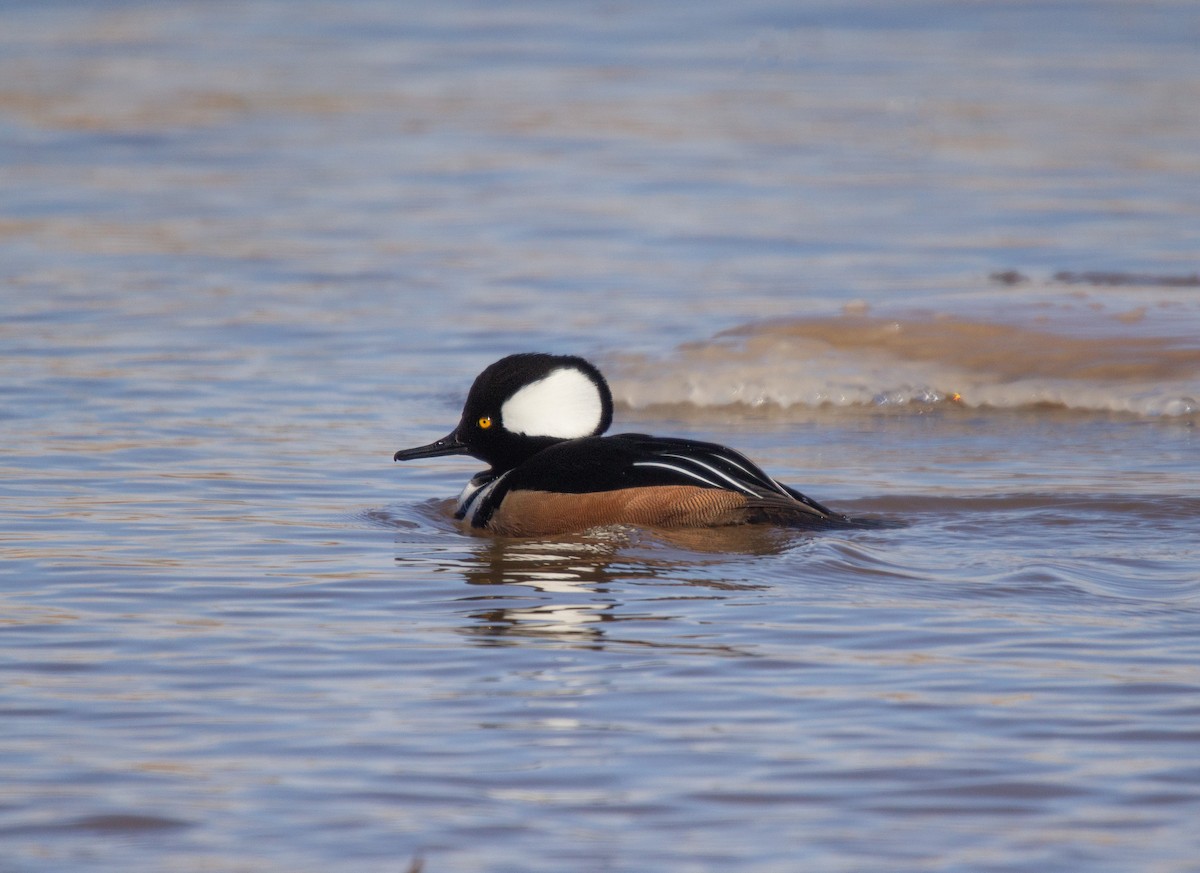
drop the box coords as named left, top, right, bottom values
left=2, top=2, right=1199, bottom=871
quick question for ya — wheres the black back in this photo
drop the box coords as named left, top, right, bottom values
left=471, top=432, right=848, bottom=528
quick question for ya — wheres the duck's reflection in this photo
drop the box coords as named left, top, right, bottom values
left=456, top=534, right=624, bottom=646
left=443, top=524, right=803, bottom=652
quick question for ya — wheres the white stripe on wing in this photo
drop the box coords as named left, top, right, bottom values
left=631, top=460, right=728, bottom=491
left=654, top=453, right=761, bottom=496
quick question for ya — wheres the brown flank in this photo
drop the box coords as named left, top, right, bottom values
left=483, top=485, right=756, bottom=537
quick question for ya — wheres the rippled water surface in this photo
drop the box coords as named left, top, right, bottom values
left=3, top=2, right=1200, bottom=871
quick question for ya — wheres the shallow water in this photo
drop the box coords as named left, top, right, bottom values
left=3, top=1, right=1200, bottom=871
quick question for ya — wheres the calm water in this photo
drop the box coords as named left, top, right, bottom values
left=3, top=2, right=1200, bottom=871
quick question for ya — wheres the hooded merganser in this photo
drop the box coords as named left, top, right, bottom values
left=393, top=353, right=852, bottom=537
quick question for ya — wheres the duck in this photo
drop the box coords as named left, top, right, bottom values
left=393, top=352, right=853, bottom=537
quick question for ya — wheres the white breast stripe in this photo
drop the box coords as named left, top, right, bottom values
left=455, top=472, right=508, bottom=525
left=632, top=460, right=728, bottom=492
left=655, top=453, right=760, bottom=496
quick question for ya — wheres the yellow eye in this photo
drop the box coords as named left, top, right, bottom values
left=477, top=416, right=492, bottom=430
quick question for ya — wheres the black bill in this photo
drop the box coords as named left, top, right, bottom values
left=393, top=429, right=470, bottom=462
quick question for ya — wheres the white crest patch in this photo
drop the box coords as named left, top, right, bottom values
left=501, top=367, right=603, bottom=439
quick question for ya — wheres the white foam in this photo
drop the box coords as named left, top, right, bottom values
left=608, top=315, right=1200, bottom=419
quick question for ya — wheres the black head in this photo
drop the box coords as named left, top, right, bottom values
left=393, top=353, right=613, bottom=472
